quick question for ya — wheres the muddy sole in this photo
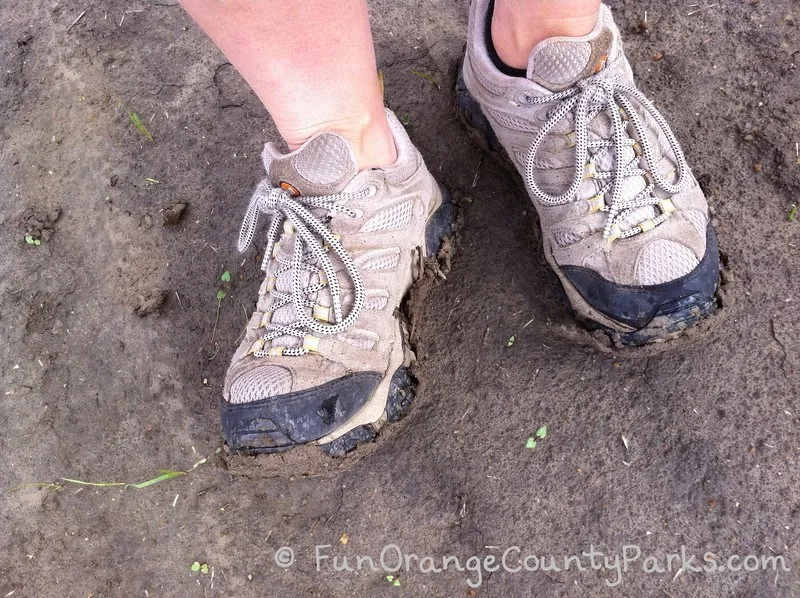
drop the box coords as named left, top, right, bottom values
left=454, top=63, right=724, bottom=353
left=224, top=186, right=459, bottom=477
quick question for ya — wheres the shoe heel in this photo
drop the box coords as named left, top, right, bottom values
left=424, top=183, right=457, bottom=258
left=455, top=63, right=501, bottom=152
left=319, top=366, right=416, bottom=457
left=455, top=62, right=519, bottom=176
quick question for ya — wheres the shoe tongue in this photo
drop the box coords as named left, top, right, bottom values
left=262, top=132, right=359, bottom=351
left=267, top=132, right=359, bottom=196
left=527, top=27, right=614, bottom=92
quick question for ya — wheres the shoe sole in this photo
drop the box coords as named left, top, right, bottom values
left=223, top=183, right=457, bottom=456
left=455, top=65, right=719, bottom=347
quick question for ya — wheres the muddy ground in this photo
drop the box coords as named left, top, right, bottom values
left=1, top=0, right=799, bottom=596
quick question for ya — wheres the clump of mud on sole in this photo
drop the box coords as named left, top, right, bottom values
left=550, top=255, right=734, bottom=359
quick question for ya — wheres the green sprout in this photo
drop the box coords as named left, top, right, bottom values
left=25, top=235, right=41, bottom=246
left=386, top=575, right=401, bottom=587
left=8, top=458, right=208, bottom=494
left=526, top=426, right=549, bottom=449
left=220, top=271, right=231, bottom=282
left=61, top=469, right=185, bottom=490
left=123, top=104, right=154, bottom=141
left=211, top=290, right=227, bottom=344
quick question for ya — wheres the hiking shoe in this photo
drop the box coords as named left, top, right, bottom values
left=458, top=0, right=719, bottom=345
left=222, top=110, right=455, bottom=455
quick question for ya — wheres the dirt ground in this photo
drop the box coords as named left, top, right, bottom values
left=2, top=0, right=799, bottom=596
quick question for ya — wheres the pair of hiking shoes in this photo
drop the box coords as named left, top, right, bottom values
left=220, top=1, right=720, bottom=456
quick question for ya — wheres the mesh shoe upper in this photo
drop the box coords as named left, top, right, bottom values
left=463, top=0, right=712, bottom=291
left=224, top=111, right=441, bottom=408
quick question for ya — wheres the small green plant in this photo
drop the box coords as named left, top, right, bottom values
left=398, top=113, right=411, bottom=126
left=61, top=469, right=185, bottom=489
left=385, top=575, right=401, bottom=587
left=8, top=458, right=207, bottom=494
left=525, top=426, right=549, bottom=449
left=789, top=204, right=798, bottom=222
left=191, top=561, right=209, bottom=574
left=210, top=289, right=227, bottom=344
left=120, top=101, right=154, bottom=142
left=221, top=271, right=231, bottom=282
left=506, top=335, right=515, bottom=347
left=24, top=235, right=41, bottom=246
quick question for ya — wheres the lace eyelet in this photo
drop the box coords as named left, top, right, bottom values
left=366, top=184, right=378, bottom=197
left=513, top=93, right=531, bottom=105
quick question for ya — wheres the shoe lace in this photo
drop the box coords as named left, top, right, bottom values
left=238, top=181, right=371, bottom=357
left=522, top=74, right=691, bottom=241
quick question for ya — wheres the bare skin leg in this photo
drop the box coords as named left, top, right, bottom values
left=179, top=0, right=602, bottom=168
left=492, top=0, right=602, bottom=69
left=179, top=0, right=396, bottom=170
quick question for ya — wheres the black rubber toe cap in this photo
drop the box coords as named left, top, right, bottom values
left=561, top=225, right=720, bottom=330
left=221, top=372, right=381, bottom=453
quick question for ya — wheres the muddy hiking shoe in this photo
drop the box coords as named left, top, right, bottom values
left=222, top=110, right=455, bottom=456
left=458, top=0, right=720, bottom=346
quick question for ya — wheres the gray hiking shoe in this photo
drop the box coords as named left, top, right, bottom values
left=222, top=110, right=455, bottom=455
left=458, top=0, right=719, bottom=345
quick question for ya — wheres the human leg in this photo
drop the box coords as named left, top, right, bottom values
left=179, top=0, right=396, bottom=169
left=491, top=0, right=601, bottom=69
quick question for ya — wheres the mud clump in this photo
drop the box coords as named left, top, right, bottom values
left=134, top=289, right=168, bottom=317
left=162, top=201, right=188, bottom=226
left=23, top=207, right=61, bottom=242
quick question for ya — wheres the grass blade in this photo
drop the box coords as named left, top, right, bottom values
left=117, top=99, right=154, bottom=141
left=12, top=455, right=210, bottom=493
left=126, top=470, right=185, bottom=489
left=60, top=478, right=125, bottom=488
left=129, top=111, right=154, bottom=141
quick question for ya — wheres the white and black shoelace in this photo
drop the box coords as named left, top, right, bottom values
left=238, top=181, right=373, bottom=356
left=522, top=75, right=692, bottom=241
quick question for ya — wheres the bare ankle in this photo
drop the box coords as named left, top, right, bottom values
left=491, top=2, right=600, bottom=69
left=352, top=113, right=398, bottom=170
